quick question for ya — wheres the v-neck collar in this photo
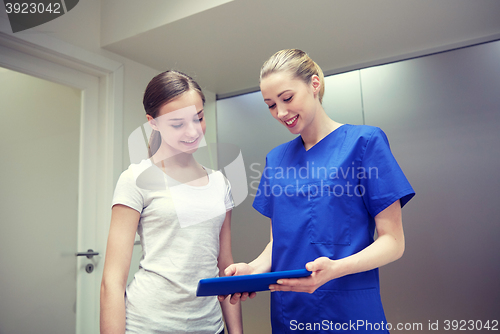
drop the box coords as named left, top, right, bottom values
left=299, top=124, right=347, bottom=152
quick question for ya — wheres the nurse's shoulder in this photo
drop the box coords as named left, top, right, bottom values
left=345, top=123, right=382, bottom=137
left=344, top=124, right=391, bottom=150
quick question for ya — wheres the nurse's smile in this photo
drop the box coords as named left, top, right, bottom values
left=284, top=115, right=299, bottom=127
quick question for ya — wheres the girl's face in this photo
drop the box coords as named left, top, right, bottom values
left=260, top=71, right=320, bottom=135
left=147, top=90, right=206, bottom=155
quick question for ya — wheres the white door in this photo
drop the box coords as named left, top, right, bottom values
left=0, top=39, right=114, bottom=333
left=0, top=67, right=86, bottom=333
left=0, top=25, right=123, bottom=332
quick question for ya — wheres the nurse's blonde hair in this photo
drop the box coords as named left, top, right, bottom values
left=260, top=49, right=325, bottom=103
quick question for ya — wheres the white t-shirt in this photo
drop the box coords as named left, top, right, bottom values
left=112, top=159, right=233, bottom=333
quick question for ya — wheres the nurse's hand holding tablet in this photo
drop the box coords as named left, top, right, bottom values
left=197, top=268, right=311, bottom=297
left=219, top=49, right=415, bottom=333
left=218, top=258, right=335, bottom=303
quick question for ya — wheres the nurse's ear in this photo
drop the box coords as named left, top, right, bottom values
left=311, top=75, right=321, bottom=100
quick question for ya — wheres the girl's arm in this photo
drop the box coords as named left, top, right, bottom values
left=217, top=210, right=243, bottom=334
left=270, top=199, right=404, bottom=293
left=100, top=204, right=140, bottom=334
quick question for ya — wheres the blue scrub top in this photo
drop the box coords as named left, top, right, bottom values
left=253, top=124, right=415, bottom=333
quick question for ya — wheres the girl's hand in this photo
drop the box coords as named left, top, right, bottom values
left=218, top=263, right=257, bottom=304
left=269, top=257, right=338, bottom=294
left=224, top=262, right=255, bottom=277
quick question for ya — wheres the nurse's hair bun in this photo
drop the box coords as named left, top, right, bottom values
left=260, top=49, right=325, bottom=104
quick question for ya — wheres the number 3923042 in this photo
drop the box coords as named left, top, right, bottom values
left=5, top=3, right=62, bottom=14
left=444, top=320, right=498, bottom=331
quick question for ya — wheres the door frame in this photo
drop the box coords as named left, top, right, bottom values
left=0, top=17, right=124, bottom=334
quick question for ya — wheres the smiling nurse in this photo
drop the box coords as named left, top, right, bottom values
left=222, top=49, right=415, bottom=333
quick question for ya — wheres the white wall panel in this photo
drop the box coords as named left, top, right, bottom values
left=323, top=70, right=364, bottom=125
left=217, top=92, right=289, bottom=334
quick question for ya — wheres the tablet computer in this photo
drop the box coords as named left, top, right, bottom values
left=196, top=269, right=311, bottom=297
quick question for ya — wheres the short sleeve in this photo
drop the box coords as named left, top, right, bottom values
left=360, top=128, right=415, bottom=217
left=252, top=157, right=272, bottom=218
left=112, top=169, right=144, bottom=213
left=224, top=177, right=235, bottom=212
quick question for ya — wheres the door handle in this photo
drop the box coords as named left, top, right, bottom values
left=76, top=249, right=99, bottom=259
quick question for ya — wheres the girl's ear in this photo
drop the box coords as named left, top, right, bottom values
left=146, top=115, right=159, bottom=131
left=311, top=75, right=321, bottom=99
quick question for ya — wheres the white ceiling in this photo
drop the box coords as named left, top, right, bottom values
left=103, top=0, right=500, bottom=97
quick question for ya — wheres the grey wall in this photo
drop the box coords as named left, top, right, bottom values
left=361, top=40, right=500, bottom=329
left=217, top=40, right=500, bottom=333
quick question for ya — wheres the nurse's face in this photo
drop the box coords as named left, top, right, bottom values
left=260, top=71, right=320, bottom=135
left=147, top=90, right=206, bottom=155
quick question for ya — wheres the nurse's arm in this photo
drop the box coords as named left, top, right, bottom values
left=218, top=221, right=273, bottom=304
left=270, top=199, right=404, bottom=293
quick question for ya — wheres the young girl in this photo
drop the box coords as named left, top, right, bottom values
left=223, top=49, right=415, bottom=333
left=100, top=70, right=242, bottom=334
